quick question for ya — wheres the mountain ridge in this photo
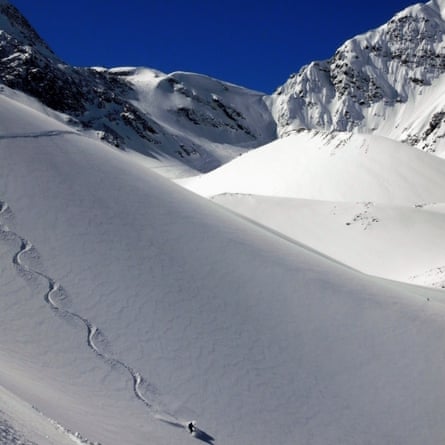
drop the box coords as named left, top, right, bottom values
left=6, top=1, right=445, bottom=173
left=0, top=2, right=276, bottom=177
left=271, top=0, right=445, bottom=156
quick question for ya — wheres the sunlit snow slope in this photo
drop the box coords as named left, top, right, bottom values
left=181, top=131, right=445, bottom=287
left=213, top=195, right=445, bottom=287
left=2, top=82, right=445, bottom=445
left=181, top=131, right=445, bottom=203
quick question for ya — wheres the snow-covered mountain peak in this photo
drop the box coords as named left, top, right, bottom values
left=0, top=1, right=53, bottom=57
left=4, top=0, right=445, bottom=169
left=272, top=0, right=445, bottom=154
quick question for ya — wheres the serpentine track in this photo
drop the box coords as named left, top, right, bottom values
left=0, top=200, right=181, bottom=426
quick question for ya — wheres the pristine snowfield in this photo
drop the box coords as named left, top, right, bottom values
left=181, top=131, right=445, bottom=287
left=213, top=194, right=445, bottom=287
left=180, top=131, right=445, bottom=203
left=2, top=74, right=445, bottom=445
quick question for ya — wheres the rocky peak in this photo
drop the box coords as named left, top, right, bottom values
left=0, top=3, right=161, bottom=149
left=0, top=1, right=54, bottom=57
left=272, top=0, right=445, bottom=140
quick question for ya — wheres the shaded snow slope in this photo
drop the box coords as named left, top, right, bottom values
left=2, top=68, right=445, bottom=445
left=180, top=131, right=445, bottom=204
left=105, top=67, right=277, bottom=173
left=0, top=384, right=94, bottom=445
left=213, top=194, right=445, bottom=287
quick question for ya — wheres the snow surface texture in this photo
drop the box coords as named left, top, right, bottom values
left=2, top=67, right=445, bottom=445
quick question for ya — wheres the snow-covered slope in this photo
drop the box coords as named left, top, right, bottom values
left=181, top=130, right=445, bottom=204
left=3, top=66, right=445, bottom=445
left=2, top=2, right=445, bottom=442
left=213, top=194, right=445, bottom=287
left=107, top=67, right=276, bottom=173
left=180, top=130, right=445, bottom=287
left=272, top=0, right=445, bottom=156
left=171, top=0, right=445, bottom=289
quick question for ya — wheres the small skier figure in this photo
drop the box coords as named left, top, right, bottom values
left=187, top=421, right=196, bottom=434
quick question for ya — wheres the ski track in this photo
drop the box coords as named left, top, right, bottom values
left=0, top=200, right=184, bottom=438
left=0, top=130, right=80, bottom=140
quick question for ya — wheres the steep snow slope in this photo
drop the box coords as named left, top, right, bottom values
left=124, top=69, right=275, bottom=146
left=181, top=130, right=445, bottom=204
left=0, top=384, right=89, bottom=445
left=272, top=0, right=445, bottom=155
left=2, top=72, right=445, bottom=445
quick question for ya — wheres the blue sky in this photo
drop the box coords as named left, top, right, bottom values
left=12, top=0, right=416, bottom=93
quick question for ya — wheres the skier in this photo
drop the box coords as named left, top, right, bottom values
left=187, top=421, right=196, bottom=434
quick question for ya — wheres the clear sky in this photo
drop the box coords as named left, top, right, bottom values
left=12, top=0, right=417, bottom=93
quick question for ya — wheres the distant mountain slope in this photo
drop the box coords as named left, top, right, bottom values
left=2, top=64, right=445, bottom=445
left=272, top=0, right=445, bottom=156
left=0, top=1, right=276, bottom=177
left=5, top=0, right=445, bottom=173
left=110, top=67, right=276, bottom=172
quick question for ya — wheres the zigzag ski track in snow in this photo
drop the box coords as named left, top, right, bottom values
left=0, top=199, right=181, bottom=432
